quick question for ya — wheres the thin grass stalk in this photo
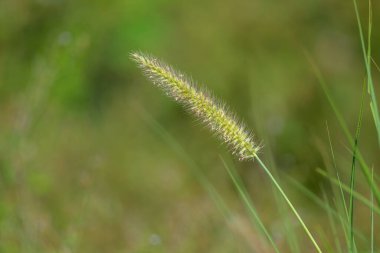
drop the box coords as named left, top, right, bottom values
left=272, top=169, right=301, bottom=253
left=352, top=0, right=380, bottom=145
left=221, top=158, right=280, bottom=253
left=322, top=188, right=343, bottom=253
left=371, top=167, right=374, bottom=253
left=348, top=82, right=365, bottom=253
left=141, top=110, right=244, bottom=251
left=326, top=122, right=349, bottom=220
left=332, top=197, right=351, bottom=252
left=255, top=156, right=322, bottom=253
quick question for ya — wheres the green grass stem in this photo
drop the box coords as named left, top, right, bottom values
left=255, top=156, right=322, bottom=253
left=352, top=0, right=380, bottom=144
left=348, top=82, right=365, bottom=253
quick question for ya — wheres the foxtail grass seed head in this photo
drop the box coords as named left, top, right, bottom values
left=131, top=52, right=260, bottom=160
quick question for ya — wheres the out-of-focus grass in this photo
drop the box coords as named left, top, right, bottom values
left=0, top=0, right=379, bottom=252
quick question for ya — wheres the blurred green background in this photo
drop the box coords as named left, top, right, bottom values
left=1, top=0, right=379, bottom=252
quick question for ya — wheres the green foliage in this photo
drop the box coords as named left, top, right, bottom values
left=0, top=0, right=379, bottom=252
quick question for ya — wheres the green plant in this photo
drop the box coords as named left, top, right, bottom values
left=131, top=52, right=323, bottom=253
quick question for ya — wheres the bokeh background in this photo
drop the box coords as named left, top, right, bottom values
left=1, top=0, right=379, bottom=252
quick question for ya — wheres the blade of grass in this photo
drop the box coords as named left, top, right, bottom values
left=317, top=225, right=334, bottom=253
left=253, top=115, right=301, bottom=253
left=367, top=3, right=374, bottom=249
left=274, top=194, right=301, bottom=253
left=271, top=173, right=301, bottom=253
left=372, top=58, right=380, bottom=73
left=326, top=122, right=349, bottom=220
left=220, top=157, right=280, bottom=253
left=140, top=109, right=245, bottom=252
left=348, top=81, right=365, bottom=253
left=352, top=0, right=380, bottom=144
left=355, top=151, right=380, bottom=206
left=370, top=167, right=374, bottom=253
left=321, top=187, right=343, bottom=253
left=332, top=197, right=350, bottom=252
left=370, top=167, right=375, bottom=253
left=324, top=122, right=357, bottom=248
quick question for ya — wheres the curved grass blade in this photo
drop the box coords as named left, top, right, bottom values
left=321, top=188, right=343, bottom=253
left=326, top=122, right=349, bottom=220
left=348, top=82, right=365, bottom=253
left=220, top=157, right=280, bottom=253
left=140, top=109, right=246, bottom=252
left=144, top=109, right=280, bottom=252
left=352, top=0, right=380, bottom=145
left=371, top=167, right=374, bottom=253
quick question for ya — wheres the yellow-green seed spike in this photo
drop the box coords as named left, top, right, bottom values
left=131, top=52, right=260, bottom=160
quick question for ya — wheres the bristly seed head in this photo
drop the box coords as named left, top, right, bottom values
left=131, top=52, right=260, bottom=160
